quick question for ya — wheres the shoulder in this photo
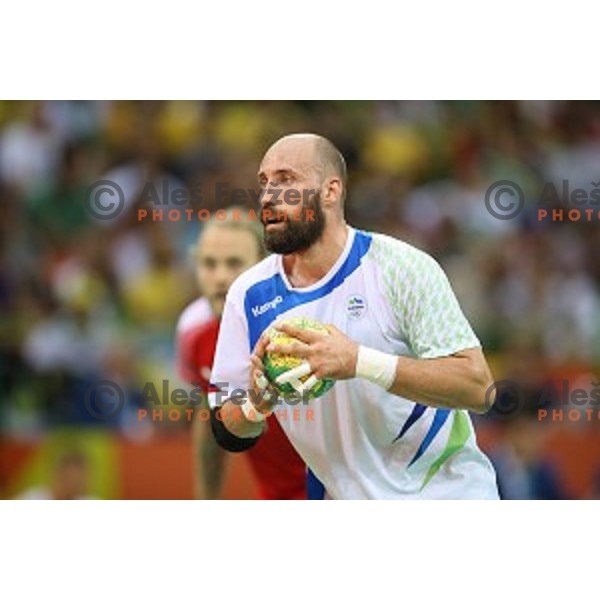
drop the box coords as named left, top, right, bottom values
left=176, top=297, right=213, bottom=334
left=367, top=231, right=441, bottom=276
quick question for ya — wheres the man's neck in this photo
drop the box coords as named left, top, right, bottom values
left=282, top=222, right=349, bottom=289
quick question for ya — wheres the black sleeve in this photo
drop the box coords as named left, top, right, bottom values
left=209, top=407, right=262, bottom=453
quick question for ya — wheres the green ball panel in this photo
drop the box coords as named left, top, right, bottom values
left=263, top=355, right=335, bottom=400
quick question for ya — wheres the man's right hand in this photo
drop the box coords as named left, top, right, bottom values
left=218, top=333, right=278, bottom=438
left=249, top=332, right=280, bottom=415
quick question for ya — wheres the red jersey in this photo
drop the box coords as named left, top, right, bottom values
left=176, top=298, right=306, bottom=500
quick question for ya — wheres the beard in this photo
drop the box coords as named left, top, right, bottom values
left=261, top=192, right=326, bottom=255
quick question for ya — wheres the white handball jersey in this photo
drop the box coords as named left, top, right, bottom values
left=208, top=227, right=499, bottom=499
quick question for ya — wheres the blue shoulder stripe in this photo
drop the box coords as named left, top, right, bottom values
left=243, top=230, right=372, bottom=350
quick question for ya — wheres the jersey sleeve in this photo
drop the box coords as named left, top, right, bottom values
left=207, top=287, right=252, bottom=409
left=373, top=235, right=480, bottom=359
left=176, top=325, right=201, bottom=386
left=175, top=318, right=220, bottom=391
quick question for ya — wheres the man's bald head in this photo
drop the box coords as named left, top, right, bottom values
left=258, top=133, right=347, bottom=255
left=262, top=133, right=347, bottom=203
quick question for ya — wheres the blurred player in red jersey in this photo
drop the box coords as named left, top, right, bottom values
left=175, top=207, right=307, bottom=499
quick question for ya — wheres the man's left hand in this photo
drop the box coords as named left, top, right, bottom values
left=266, top=323, right=359, bottom=381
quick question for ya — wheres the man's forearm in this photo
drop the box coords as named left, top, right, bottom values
left=386, top=348, right=494, bottom=413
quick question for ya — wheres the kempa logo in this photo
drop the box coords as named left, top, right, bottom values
left=252, top=295, right=283, bottom=317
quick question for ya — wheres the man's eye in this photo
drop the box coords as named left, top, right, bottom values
left=227, top=258, right=243, bottom=269
left=202, top=259, right=216, bottom=269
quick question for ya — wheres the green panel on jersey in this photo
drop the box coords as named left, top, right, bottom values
left=368, top=234, right=480, bottom=359
left=420, top=410, right=471, bottom=490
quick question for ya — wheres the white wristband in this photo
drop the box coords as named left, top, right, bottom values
left=355, top=346, right=397, bottom=390
left=241, top=398, right=270, bottom=423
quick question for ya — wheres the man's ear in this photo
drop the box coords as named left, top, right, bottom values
left=323, top=177, right=343, bottom=207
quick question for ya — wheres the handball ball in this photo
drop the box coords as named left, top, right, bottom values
left=263, top=316, right=336, bottom=400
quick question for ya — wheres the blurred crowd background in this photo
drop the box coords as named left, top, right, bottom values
left=1, top=100, right=599, bottom=499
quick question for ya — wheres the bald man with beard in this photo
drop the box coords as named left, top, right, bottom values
left=207, top=133, right=499, bottom=500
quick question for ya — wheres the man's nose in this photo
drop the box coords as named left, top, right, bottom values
left=214, top=264, right=234, bottom=287
left=259, top=182, right=279, bottom=207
